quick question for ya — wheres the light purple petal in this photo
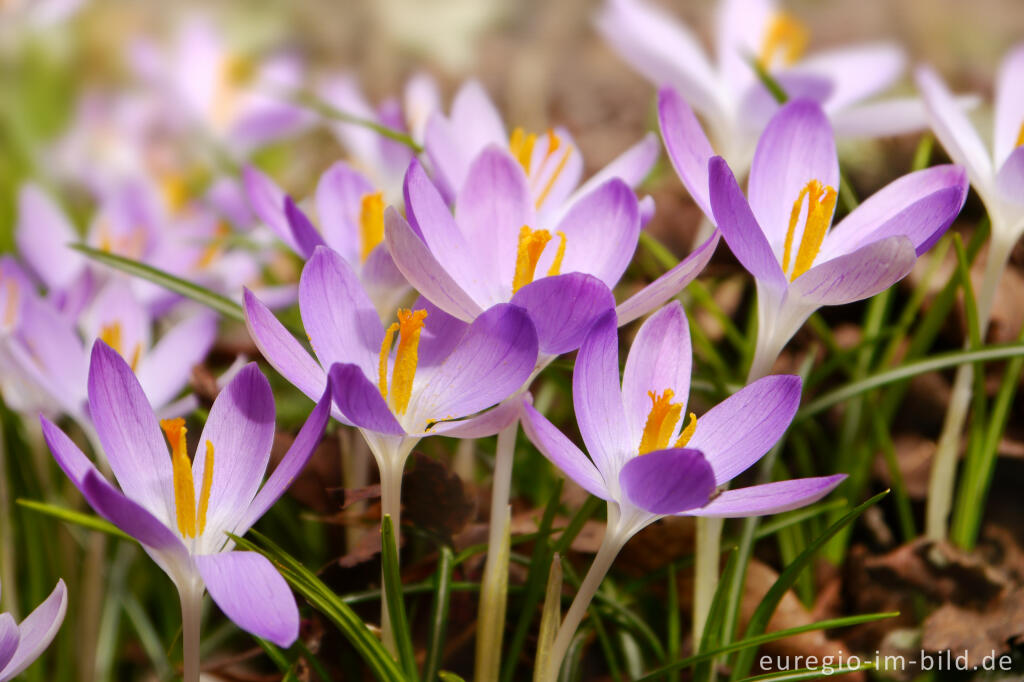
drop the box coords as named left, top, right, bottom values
left=616, top=230, right=720, bottom=326
left=798, top=44, right=905, bottom=111
left=284, top=197, right=326, bottom=259
left=384, top=207, right=484, bottom=322
left=994, top=44, right=1024, bottom=166
left=658, top=87, right=716, bottom=218
left=236, top=386, right=331, bottom=534
left=242, top=165, right=297, bottom=253
left=684, top=474, right=846, bottom=517
left=456, top=147, right=532, bottom=292
left=15, top=184, right=85, bottom=291
left=748, top=99, right=838, bottom=253
left=87, top=341, right=175, bottom=523
left=299, top=246, right=382, bottom=377
left=620, top=448, right=715, bottom=515
left=448, top=80, right=507, bottom=165
left=551, top=179, right=640, bottom=290
left=327, top=363, right=405, bottom=436
left=415, top=297, right=470, bottom=369
left=136, top=312, right=217, bottom=410
left=0, top=580, right=66, bottom=681
left=708, top=156, right=786, bottom=288
left=243, top=289, right=329, bottom=404
left=193, top=364, right=276, bottom=540
left=522, top=403, right=609, bottom=499
left=0, top=615, right=19, bottom=673
left=821, top=165, right=967, bottom=260
left=411, top=303, right=537, bottom=428
left=736, top=73, right=834, bottom=133
left=425, top=397, right=522, bottom=438
left=621, top=302, right=691, bottom=445
left=315, top=161, right=373, bottom=263
left=829, top=97, right=936, bottom=139
left=714, top=0, right=774, bottom=93
left=996, top=145, right=1024, bottom=206
left=16, top=296, right=88, bottom=405
left=196, top=551, right=299, bottom=647
left=686, top=374, right=801, bottom=486
left=791, top=235, right=917, bottom=306
left=572, top=309, right=631, bottom=481
left=510, top=273, right=616, bottom=356
left=579, top=132, right=659, bottom=194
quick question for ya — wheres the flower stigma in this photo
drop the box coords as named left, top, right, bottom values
left=159, top=418, right=214, bottom=539
left=377, top=308, right=428, bottom=415
left=639, top=390, right=699, bottom=455
left=759, top=12, right=809, bottom=69
left=359, top=191, right=385, bottom=262
left=782, top=179, right=837, bottom=281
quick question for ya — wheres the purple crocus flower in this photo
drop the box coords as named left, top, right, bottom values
left=0, top=579, right=67, bottom=681
left=701, top=98, right=967, bottom=378
left=522, top=302, right=844, bottom=678
left=42, top=342, right=331, bottom=651
left=243, top=162, right=410, bottom=317
left=385, top=149, right=719, bottom=351
left=423, top=79, right=659, bottom=226
left=598, top=0, right=940, bottom=174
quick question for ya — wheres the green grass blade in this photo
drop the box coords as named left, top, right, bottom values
left=424, top=546, right=454, bottom=682
left=17, top=499, right=134, bottom=542
left=381, top=515, right=419, bottom=680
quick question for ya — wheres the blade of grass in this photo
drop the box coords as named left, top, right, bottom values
left=664, top=561, right=680, bottom=682
left=289, top=89, right=423, bottom=153
left=533, top=554, right=563, bottom=682
left=17, top=499, right=133, bottom=542
left=381, top=515, right=419, bottom=681
left=423, top=546, right=454, bottom=682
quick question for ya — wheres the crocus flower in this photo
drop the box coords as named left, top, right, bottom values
left=423, top=79, right=659, bottom=227
left=703, top=99, right=967, bottom=379
left=42, top=342, right=332, bottom=655
left=522, top=302, right=844, bottom=678
left=0, top=579, right=67, bottom=681
left=598, top=0, right=940, bottom=174
left=385, top=149, right=719, bottom=353
left=243, top=162, right=410, bottom=317
left=916, top=46, right=1024, bottom=324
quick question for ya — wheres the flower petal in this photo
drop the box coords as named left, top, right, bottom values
left=196, top=551, right=299, bottom=648
left=284, top=197, right=326, bottom=259
left=243, top=289, right=329, bottom=404
left=426, top=396, right=522, bottom=438
left=686, top=374, right=801, bottom=485
left=193, top=364, right=276, bottom=544
left=136, top=312, right=217, bottom=410
left=996, top=145, right=1024, bottom=207
left=15, top=184, right=85, bottom=291
left=564, top=133, right=659, bottom=211
left=621, top=302, right=692, bottom=445
left=748, top=99, right=838, bottom=254
left=242, top=165, right=297, bottom=253
left=790, top=235, right=917, bottom=306
left=315, top=161, right=373, bottom=263
left=658, top=87, right=716, bottom=218
left=798, top=44, right=906, bottom=111
left=619, top=447, right=715, bottom=515
left=572, top=309, right=631, bottom=481
left=299, top=246, right=382, bottom=377
left=617, top=231, right=719, bottom=326
left=522, top=403, right=609, bottom=499
left=994, top=44, right=1024, bottom=166
left=0, top=615, right=18, bottom=674
left=0, top=580, right=66, bottom=681
left=510, top=273, right=616, bottom=356
left=684, top=474, right=845, bottom=517
left=87, top=341, right=175, bottom=524
left=327, top=363, right=405, bottom=436
left=708, top=156, right=786, bottom=288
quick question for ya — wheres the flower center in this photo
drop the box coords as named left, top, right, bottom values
left=99, top=322, right=142, bottom=372
left=359, top=191, right=385, bottom=263
left=509, top=127, right=573, bottom=209
left=512, top=226, right=567, bottom=293
left=782, top=179, right=837, bottom=281
left=160, top=418, right=215, bottom=539
left=378, top=308, right=428, bottom=415
left=759, top=12, right=809, bottom=69
left=638, top=389, right=698, bottom=455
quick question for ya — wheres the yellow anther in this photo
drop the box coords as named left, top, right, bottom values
left=509, top=127, right=538, bottom=173
left=535, top=146, right=572, bottom=209
left=197, top=440, right=215, bottom=535
left=160, top=418, right=197, bottom=538
left=638, top=390, right=683, bottom=455
left=782, top=179, right=837, bottom=281
left=359, top=192, right=385, bottom=263
left=99, top=321, right=142, bottom=371
left=196, top=222, right=231, bottom=270
left=759, top=12, right=809, bottom=69
left=378, top=322, right=400, bottom=398
left=1016, top=121, right=1024, bottom=148
left=512, top=226, right=553, bottom=293
left=161, top=175, right=189, bottom=214
left=547, top=231, right=567, bottom=277
left=2, top=278, right=19, bottom=328
left=224, top=55, right=255, bottom=85
left=674, top=412, right=698, bottom=448
left=390, top=309, right=428, bottom=415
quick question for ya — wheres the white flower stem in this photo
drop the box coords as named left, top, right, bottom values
left=543, top=523, right=628, bottom=682
left=692, top=516, right=723, bottom=645
left=474, top=419, right=519, bottom=680
left=378, top=457, right=404, bottom=657
left=926, top=232, right=1013, bottom=540
left=179, top=582, right=203, bottom=682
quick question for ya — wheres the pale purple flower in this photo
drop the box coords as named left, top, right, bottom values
left=700, top=99, right=967, bottom=378
left=423, top=80, right=659, bottom=227
left=0, top=0, right=84, bottom=31
left=598, top=0, right=943, bottom=174
left=916, top=46, right=1024, bottom=259
left=42, top=343, right=332, bottom=646
left=385, top=150, right=719, bottom=354
left=0, top=579, right=67, bottom=681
